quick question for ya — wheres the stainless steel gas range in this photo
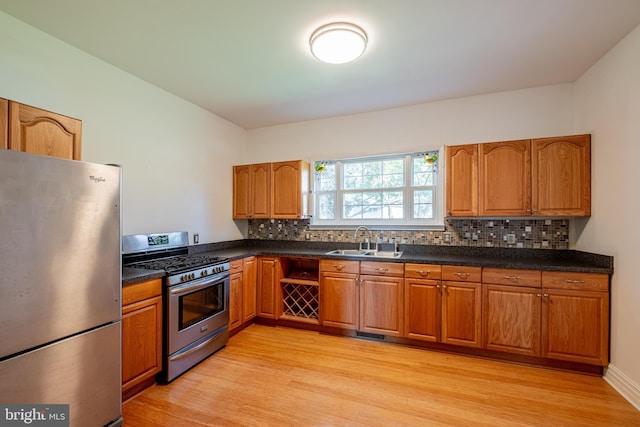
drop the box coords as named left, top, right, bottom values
left=122, top=232, right=229, bottom=382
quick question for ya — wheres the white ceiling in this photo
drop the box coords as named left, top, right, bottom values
left=1, top=0, right=640, bottom=129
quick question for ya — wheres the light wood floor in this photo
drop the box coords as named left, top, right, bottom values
left=123, top=324, right=639, bottom=426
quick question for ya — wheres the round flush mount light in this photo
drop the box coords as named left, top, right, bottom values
left=309, top=22, right=368, bottom=64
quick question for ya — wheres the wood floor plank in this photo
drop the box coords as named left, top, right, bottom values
left=123, top=324, right=639, bottom=426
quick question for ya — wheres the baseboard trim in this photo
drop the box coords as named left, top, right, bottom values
left=604, top=364, right=640, bottom=411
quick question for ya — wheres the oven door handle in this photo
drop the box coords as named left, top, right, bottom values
left=169, top=276, right=224, bottom=296
left=168, top=328, right=225, bottom=362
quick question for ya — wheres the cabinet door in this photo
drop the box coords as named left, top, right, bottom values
left=359, top=275, right=403, bottom=336
left=479, top=140, right=531, bottom=216
left=531, top=134, right=591, bottom=216
left=441, top=281, right=482, bottom=348
left=320, top=272, right=358, bottom=330
left=122, top=296, right=162, bottom=392
left=257, top=257, right=279, bottom=318
left=541, top=289, right=608, bottom=366
left=271, top=160, right=309, bottom=219
left=229, top=272, right=243, bottom=331
left=251, top=163, right=272, bottom=218
left=8, top=101, right=82, bottom=160
left=242, top=256, right=257, bottom=322
left=404, top=278, right=441, bottom=342
left=482, top=284, right=541, bottom=356
left=1, top=98, right=7, bottom=149
left=446, top=144, right=478, bottom=216
left=233, top=165, right=251, bottom=219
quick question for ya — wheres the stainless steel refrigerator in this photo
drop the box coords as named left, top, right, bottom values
left=0, top=150, right=123, bottom=426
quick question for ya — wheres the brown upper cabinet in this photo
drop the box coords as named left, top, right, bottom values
left=479, top=140, right=531, bottom=216
left=532, top=135, right=591, bottom=216
left=1, top=98, right=8, bottom=149
left=445, top=144, right=478, bottom=217
left=1, top=99, right=82, bottom=160
left=233, top=162, right=271, bottom=219
left=233, top=160, right=310, bottom=220
left=446, top=134, right=590, bottom=217
left=271, top=160, right=310, bottom=219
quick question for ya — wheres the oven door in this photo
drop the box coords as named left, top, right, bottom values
left=167, top=274, right=229, bottom=355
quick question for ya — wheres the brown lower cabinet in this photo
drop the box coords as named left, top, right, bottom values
left=318, top=260, right=404, bottom=335
left=482, top=268, right=609, bottom=366
left=230, top=256, right=258, bottom=332
left=257, top=256, right=280, bottom=318
left=257, top=257, right=610, bottom=370
left=122, top=278, right=162, bottom=400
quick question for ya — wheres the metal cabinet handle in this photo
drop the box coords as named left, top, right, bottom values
left=335, top=265, right=345, bottom=271
left=437, top=285, right=441, bottom=289
left=232, top=264, right=240, bottom=269
left=442, top=284, right=447, bottom=289
left=454, top=272, right=470, bottom=278
left=536, top=293, right=542, bottom=297
left=565, top=279, right=585, bottom=284
left=375, top=268, right=389, bottom=273
left=503, top=275, right=520, bottom=281
left=543, top=293, right=549, bottom=297
left=417, top=270, right=430, bottom=277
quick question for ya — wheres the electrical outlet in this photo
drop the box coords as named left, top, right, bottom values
left=193, top=233, right=199, bottom=244
left=506, top=233, right=516, bottom=244
left=443, top=232, right=452, bottom=243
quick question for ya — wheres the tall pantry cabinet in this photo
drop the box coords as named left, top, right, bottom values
left=1, top=98, right=82, bottom=161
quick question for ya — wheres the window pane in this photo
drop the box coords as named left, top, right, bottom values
left=317, top=164, right=336, bottom=191
left=413, top=189, right=433, bottom=219
left=317, top=193, right=335, bottom=219
left=413, top=157, right=435, bottom=186
left=383, top=173, right=403, bottom=187
left=344, top=176, right=362, bottom=190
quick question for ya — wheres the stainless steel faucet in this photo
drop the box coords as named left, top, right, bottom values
left=354, top=226, right=373, bottom=251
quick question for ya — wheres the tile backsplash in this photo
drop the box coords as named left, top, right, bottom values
left=247, top=218, right=570, bottom=249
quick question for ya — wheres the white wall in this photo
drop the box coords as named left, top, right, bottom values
left=574, top=24, right=640, bottom=397
left=0, top=11, right=248, bottom=243
left=247, top=84, right=575, bottom=162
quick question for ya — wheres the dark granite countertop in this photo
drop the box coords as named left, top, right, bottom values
left=194, top=240, right=614, bottom=274
left=122, top=267, right=165, bottom=285
left=123, top=239, right=613, bottom=285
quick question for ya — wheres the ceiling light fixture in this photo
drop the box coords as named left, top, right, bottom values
left=309, top=22, right=368, bottom=64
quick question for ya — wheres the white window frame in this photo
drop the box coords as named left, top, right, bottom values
left=311, top=147, right=444, bottom=229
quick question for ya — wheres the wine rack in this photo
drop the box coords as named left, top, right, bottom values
left=279, top=257, right=320, bottom=324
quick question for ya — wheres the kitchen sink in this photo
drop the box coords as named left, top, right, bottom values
left=325, top=249, right=403, bottom=259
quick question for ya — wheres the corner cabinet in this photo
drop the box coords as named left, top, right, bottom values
left=122, top=278, right=163, bottom=401
left=3, top=100, right=82, bottom=160
left=532, top=135, right=591, bottom=216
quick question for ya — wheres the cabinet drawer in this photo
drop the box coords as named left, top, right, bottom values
left=442, top=265, right=482, bottom=282
left=360, top=261, right=404, bottom=277
left=542, top=271, right=608, bottom=291
left=405, top=263, right=442, bottom=280
left=320, top=259, right=359, bottom=274
left=122, top=278, right=162, bottom=306
left=483, top=268, right=541, bottom=287
left=230, top=258, right=244, bottom=273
